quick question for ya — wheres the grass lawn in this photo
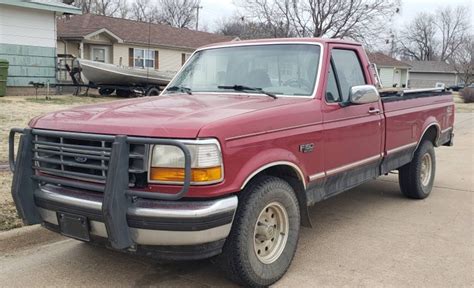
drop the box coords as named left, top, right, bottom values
left=0, top=95, right=120, bottom=230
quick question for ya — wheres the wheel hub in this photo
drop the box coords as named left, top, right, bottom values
left=253, top=202, right=289, bottom=264
left=420, top=153, right=432, bottom=186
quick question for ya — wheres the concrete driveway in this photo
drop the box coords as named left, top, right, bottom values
left=0, top=113, right=472, bottom=287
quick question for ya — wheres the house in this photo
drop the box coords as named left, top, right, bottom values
left=367, top=52, right=411, bottom=88
left=57, top=14, right=234, bottom=80
left=405, top=61, right=461, bottom=88
left=0, top=0, right=81, bottom=95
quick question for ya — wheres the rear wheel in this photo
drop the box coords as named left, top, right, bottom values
left=399, top=140, right=436, bottom=199
left=146, top=87, right=160, bottom=96
left=217, top=176, right=300, bottom=287
left=98, top=88, right=114, bottom=96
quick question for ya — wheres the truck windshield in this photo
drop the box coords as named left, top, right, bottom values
left=164, top=44, right=321, bottom=97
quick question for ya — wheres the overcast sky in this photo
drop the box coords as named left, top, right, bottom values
left=198, top=0, right=473, bottom=32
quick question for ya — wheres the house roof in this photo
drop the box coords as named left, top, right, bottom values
left=57, top=14, right=234, bottom=50
left=0, top=0, right=81, bottom=14
left=405, top=60, right=457, bottom=74
left=367, top=52, right=411, bottom=68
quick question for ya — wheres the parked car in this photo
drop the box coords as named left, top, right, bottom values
left=447, top=83, right=465, bottom=91
left=9, top=38, right=455, bottom=287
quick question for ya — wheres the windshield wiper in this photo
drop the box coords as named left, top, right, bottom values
left=218, top=85, right=277, bottom=99
left=166, top=85, right=192, bottom=95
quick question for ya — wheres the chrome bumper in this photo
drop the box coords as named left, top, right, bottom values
left=35, top=185, right=238, bottom=246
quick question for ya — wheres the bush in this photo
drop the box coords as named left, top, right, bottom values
left=460, top=87, right=474, bottom=103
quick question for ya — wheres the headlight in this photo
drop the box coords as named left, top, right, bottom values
left=149, top=139, right=223, bottom=185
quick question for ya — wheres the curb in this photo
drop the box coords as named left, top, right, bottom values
left=0, top=224, right=66, bottom=254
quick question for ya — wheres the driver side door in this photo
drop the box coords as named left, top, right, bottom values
left=321, top=46, right=384, bottom=197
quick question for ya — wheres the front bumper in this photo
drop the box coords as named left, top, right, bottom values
left=9, top=128, right=238, bottom=260
left=35, top=185, right=237, bottom=246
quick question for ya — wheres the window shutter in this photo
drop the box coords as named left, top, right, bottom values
left=181, top=53, right=186, bottom=66
left=155, top=50, right=159, bottom=70
left=128, top=48, right=133, bottom=67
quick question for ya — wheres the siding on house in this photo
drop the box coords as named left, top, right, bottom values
left=379, top=68, right=393, bottom=87
left=378, top=67, right=409, bottom=88
left=409, top=72, right=457, bottom=88
left=57, top=41, right=80, bottom=56
left=113, top=43, right=191, bottom=72
left=0, top=5, right=57, bottom=86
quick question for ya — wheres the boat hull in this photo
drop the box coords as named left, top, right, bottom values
left=79, top=59, right=174, bottom=86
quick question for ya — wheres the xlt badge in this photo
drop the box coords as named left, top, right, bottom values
left=299, top=143, right=314, bottom=153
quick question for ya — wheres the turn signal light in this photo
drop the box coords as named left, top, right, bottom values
left=150, top=166, right=222, bottom=183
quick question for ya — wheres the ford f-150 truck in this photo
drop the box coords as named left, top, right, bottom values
left=9, top=38, right=454, bottom=287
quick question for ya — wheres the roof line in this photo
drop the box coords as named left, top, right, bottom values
left=0, top=0, right=81, bottom=14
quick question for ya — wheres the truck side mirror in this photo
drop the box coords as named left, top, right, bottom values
left=349, top=85, right=380, bottom=104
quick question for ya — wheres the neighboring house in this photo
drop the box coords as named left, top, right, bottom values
left=406, top=61, right=461, bottom=88
left=0, top=0, right=80, bottom=95
left=57, top=14, right=235, bottom=81
left=368, top=52, right=411, bottom=88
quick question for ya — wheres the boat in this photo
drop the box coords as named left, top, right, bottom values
left=78, top=59, right=175, bottom=86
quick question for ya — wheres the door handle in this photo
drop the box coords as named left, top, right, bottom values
left=368, top=108, right=381, bottom=115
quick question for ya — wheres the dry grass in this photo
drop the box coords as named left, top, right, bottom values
left=453, top=92, right=474, bottom=113
left=0, top=95, right=120, bottom=230
left=0, top=171, right=21, bottom=230
left=0, top=95, right=120, bottom=164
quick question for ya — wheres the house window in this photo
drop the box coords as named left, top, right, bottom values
left=182, top=53, right=192, bottom=66
left=133, top=48, right=156, bottom=69
left=92, top=47, right=106, bottom=63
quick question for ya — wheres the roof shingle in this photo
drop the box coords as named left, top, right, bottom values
left=57, top=14, right=234, bottom=50
left=367, top=52, right=411, bottom=68
left=404, top=61, right=456, bottom=73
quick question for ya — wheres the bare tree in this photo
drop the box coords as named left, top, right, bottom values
left=115, top=0, right=129, bottom=18
left=436, top=6, right=470, bottom=62
left=157, top=0, right=199, bottom=29
left=72, top=0, right=128, bottom=17
left=236, top=0, right=400, bottom=44
left=216, top=17, right=282, bottom=39
left=398, top=5, right=471, bottom=61
left=451, top=38, right=474, bottom=85
left=130, top=0, right=160, bottom=23
left=399, top=13, right=438, bottom=61
left=72, top=0, right=94, bottom=13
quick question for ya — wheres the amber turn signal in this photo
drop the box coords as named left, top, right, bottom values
left=150, top=166, right=222, bottom=183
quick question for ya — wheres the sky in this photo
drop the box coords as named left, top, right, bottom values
left=198, top=0, right=473, bottom=32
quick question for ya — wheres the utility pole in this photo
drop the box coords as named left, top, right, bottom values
left=195, top=1, right=203, bottom=30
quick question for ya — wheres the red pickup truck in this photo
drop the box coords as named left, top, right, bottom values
left=10, top=38, right=454, bottom=287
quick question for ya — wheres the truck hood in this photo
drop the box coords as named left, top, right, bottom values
left=31, top=94, right=301, bottom=138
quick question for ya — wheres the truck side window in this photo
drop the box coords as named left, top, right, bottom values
left=331, top=49, right=366, bottom=102
left=326, top=63, right=341, bottom=103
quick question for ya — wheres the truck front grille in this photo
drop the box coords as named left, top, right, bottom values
left=32, top=132, right=149, bottom=187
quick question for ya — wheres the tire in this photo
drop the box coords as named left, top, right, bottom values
left=146, top=87, right=160, bottom=96
left=399, top=140, right=436, bottom=199
left=217, top=176, right=300, bottom=287
left=98, top=88, right=114, bottom=96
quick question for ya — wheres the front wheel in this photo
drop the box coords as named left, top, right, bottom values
left=217, top=176, right=300, bottom=287
left=399, top=140, right=436, bottom=199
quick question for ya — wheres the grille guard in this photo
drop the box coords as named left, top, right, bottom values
left=9, top=128, right=192, bottom=249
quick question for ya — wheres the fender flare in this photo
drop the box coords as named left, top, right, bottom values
left=414, top=121, right=440, bottom=153
left=240, top=161, right=306, bottom=190
left=235, top=150, right=312, bottom=228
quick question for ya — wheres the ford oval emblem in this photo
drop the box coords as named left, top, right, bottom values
left=74, top=156, right=88, bottom=163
